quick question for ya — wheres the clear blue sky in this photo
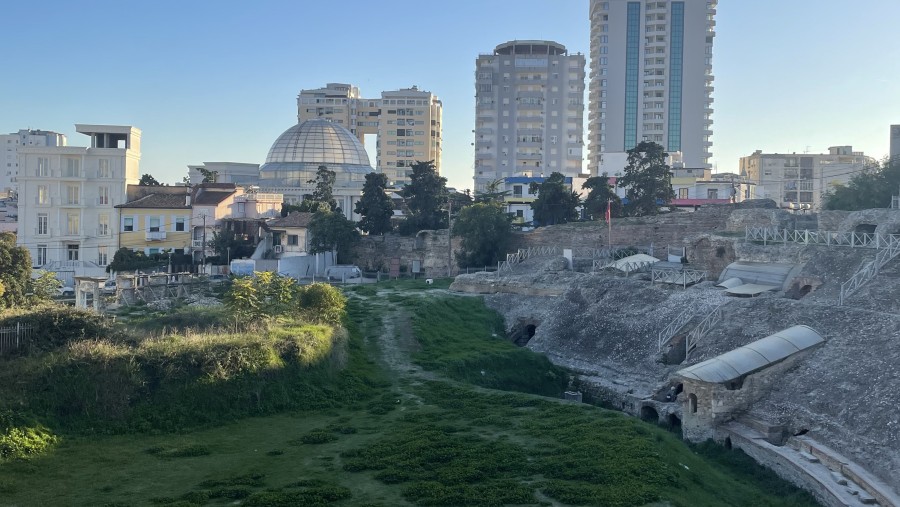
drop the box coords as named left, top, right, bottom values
left=2, top=1, right=898, bottom=190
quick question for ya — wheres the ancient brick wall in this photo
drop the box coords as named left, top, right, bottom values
left=350, top=229, right=462, bottom=278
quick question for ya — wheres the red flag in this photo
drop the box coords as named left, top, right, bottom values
left=605, top=200, right=611, bottom=224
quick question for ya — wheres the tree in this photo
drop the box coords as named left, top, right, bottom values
left=449, top=189, right=473, bottom=214
left=0, top=232, right=31, bottom=308
left=306, top=165, right=338, bottom=211
left=139, top=174, right=162, bottom=186
left=197, top=167, right=218, bottom=183
left=582, top=175, right=622, bottom=221
left=400, top=160, right=448, bottom=234
left=824, top=157, right=899, bottom=210
left=355, top=172, right=394, bottom=235
left=452, top=203, right=513, bottom=268
left=475, top=178, right=509, bottom=204
left=210, top=230, right=255, bottom=265
left=308, top=210, right=360, bottom=264
left=106, top=247, right=167, bottom=273
left=617, top=141, right=674, bottom=216
left=529, top=172, right=581, bottom=226
left=29, top=270, right=61, bottom=303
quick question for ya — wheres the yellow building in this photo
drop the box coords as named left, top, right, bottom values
left=115, top=186, right=191, bottom=255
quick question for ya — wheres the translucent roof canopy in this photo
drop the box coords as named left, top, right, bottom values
left=677, top=325, right=824, bottom=384
left=264, top=119, right=370, bottom=167
left=260, top=119, right=373, bottom=187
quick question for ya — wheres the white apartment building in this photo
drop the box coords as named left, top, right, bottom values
left=16, top=124, right=140, bottom=272
left=739, top=146, right=873, bottom=211
left=188, top=162, right=261, bottom=186
left=588, top=0, right=716, bottom=175
left=1, top=129, right=67, bottom=194
left=297, top=83, right=443, bottom=185
left=473, top=40, right=586, bottom=193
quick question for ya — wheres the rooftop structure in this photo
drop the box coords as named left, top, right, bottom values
left=1, top=129, right=67, bottom=193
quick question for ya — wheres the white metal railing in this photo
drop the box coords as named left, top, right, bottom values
left=496, top=246, right=561, bottom=276
left=745, top=227, right=900, bottom=250
left=840, top=238, right=900, bottom=305
left=658, top=307, right=693, bottom=352
left=0, top=323, right=33, bottom=355
left=651, top=267, right=707, bottom=288
left=892, top=195, right=899, bottom=209
left=685, top=304, right=724, bottom=354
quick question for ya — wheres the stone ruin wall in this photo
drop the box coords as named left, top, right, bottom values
left=350, top=229, right=462, bottom=278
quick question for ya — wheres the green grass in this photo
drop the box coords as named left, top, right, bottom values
left=0, top=290, right=819, bottom=507
left=402, top=295, right=569, bottom=396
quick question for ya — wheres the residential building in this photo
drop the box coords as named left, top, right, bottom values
left=16, top=124, right=140, bottom=275
left=1, top=129, right=67, bottom=194
left=499, top=173, right=587, bottom=225
left=261, top=211, right=313, bottom=258
left=189, top=184, right=281, bottom=263
left=891, top=124, right=900, bottom=162
left=0, top=196, right=16, bottom=233
left=297, top=83, right=443, bottom=185
left=116, top=185, right=192, bottom=255
left=588, top=0, right=716, bottom=175
left=740, top=146, right=873, bottom=210
left=473, top=40, right=586, bottom=192
left=671, top=170, right=753, bottom=209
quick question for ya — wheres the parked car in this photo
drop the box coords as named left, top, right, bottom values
left=325, top=265, right=362, bottom=282
left=208, top=274, right=229, bottom=284
left=101, top=279, right=117, bottom=295
left=58, top=286, right=74, bottom=297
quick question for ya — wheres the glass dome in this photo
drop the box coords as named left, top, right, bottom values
left=260, top=119, right=373, bottom=187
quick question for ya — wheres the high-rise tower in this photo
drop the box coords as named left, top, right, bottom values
left=588, top=0, right=716, bottom=175
left=473, top=40, right=586, bottom=192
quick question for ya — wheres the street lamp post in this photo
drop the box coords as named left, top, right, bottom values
left=447, top=199, right=452, bottom=278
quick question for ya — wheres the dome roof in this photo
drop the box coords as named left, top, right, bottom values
left=264, top=119, right=370, bottom=167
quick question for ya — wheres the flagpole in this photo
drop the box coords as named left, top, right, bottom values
left=607, top=198, right=612, bottom=252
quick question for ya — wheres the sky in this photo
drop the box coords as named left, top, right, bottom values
left=1, top=1, right=899, bottom=191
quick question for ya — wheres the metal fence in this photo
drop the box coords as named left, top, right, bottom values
left=650, top=267, right=707, bottom=288
left=658, top=307, right=693, bottom=352
left=685, top=304, right=724, bottom=354
left=745, top=227, right=900, bottom=249
left=0, top=323, right=33, bottom=355
left=839, top=238, right=900, bottom=305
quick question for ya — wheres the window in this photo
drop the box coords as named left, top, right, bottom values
left=37, top=185, right=48, bottom=204
left=67, top=244, right=79, bottom=261
left=98, top=246, right=108, bottom=266
left=64, top=158, right=80, bottom=177
left=36, top=245, right=47, bottom=266
left=123, top=217, right=134, bottom=232
left=67, top=213, right=79, bottom=235
left=707, top=189, right=719, bottom=199
left=98, top=186, right=109, bottom=205
left=98, top=214, right=110, bottom=236
left=678, top=188, right=689, bottom=199
left=66, top=185, right=80, bottom=205
left=37, top=214, right=48, bottom=235
left=287, top=235, right=299, bottom=246
left=37, top=157, right=50, bottom=177
left=516, top=210, right=524, bottom=218
left=175, top=217, right=186, bottom=232
left=149, top=217, right=161, bottom=232
left=513, top=185, right=523, bottom=198
left=98, top=159, right=110, bottom=178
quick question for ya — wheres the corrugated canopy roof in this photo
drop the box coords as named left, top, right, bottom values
left=677, top=325, right=824, bottom=384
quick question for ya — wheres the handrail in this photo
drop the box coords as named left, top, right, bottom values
left=685, top=304, right=724, bottom=354
left=658, top=308, right=693, bottom=352
left=745, top=227, right=900, bottom=250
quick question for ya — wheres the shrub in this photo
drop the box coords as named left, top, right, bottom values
left=0, top=410, right=59, bottom=462
left=0, top=307, right=116, bottom=354
left=297, top=283, right=346, bottom=324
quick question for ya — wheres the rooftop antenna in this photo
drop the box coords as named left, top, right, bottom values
left=804, top=145, right=811, bottom=154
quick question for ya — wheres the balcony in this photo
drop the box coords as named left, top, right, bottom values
left=146, top=231, right=167, bottom=241
left=516, top=153, right=543, bottom=161
left=191, top=239, right=207, bottom=249
left=55, top=170, right=84, bottom=179
left=33, top=197, right=51, bottom=207
left=96, top=227, right=111, bottom=237
left=34, top=227, right=50, bottom=237
left=95, top=198, right=113, bottom=206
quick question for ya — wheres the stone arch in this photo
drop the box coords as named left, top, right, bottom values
left=508, top=318, right=541, bottom=347
left=667, top=413, right=681, bottom=429
left=640, top=406, right=659, bottom=423
left=688, top=393, right=698, bottom=414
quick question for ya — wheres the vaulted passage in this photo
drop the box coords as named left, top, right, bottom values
left=640, top=406, right=659, bottom=423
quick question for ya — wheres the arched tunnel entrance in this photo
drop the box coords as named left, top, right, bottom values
left=508, top=319, right=540, bottom=347
left=640, top=406, right=659, bottom=423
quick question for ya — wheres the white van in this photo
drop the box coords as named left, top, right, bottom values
left=325, top=265, right=362, bottom=282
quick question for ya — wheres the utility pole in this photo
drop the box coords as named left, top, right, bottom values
left=447, top=198, right=452, bottom=278
left=201, top=213, right=207, bottom=266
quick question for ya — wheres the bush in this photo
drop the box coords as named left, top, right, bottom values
left=0, top=410, right=58, bottom=462
left=297, top=283, right=346, bottom=325
left=0, top=307, right=116, bottom=354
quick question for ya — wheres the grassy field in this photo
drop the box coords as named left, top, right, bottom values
left=0, top=285, right=820, bottom=507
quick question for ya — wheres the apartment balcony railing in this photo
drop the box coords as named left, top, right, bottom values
left=146, top=231, right=167, bottom=241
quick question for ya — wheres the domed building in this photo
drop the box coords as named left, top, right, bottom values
left=258, top=119, right=375, bottom=219
left=260, top=119, right=373, bottom=187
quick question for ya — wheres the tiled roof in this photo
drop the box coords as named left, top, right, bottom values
left=116, top=193, right=190, bottom=209
left=267, top=211, right=314, bottom=228
left=193, top=190, right=235, bottom=205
